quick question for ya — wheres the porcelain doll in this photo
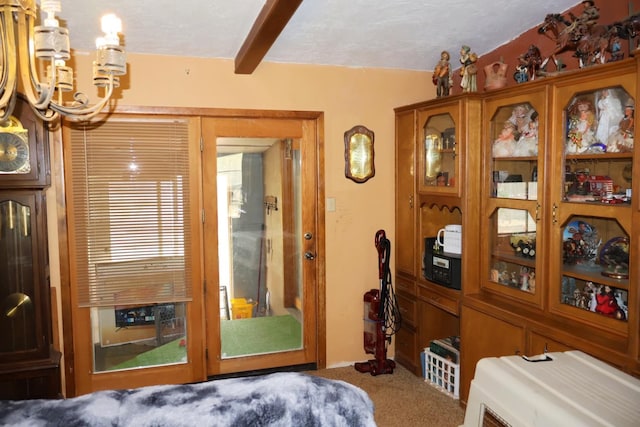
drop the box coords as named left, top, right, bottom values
left=595, top=89, right=623, bottom=144
left=508, top=104, right=532, bottom=135
left=566, top=98, right=596, bottom=153
left=513, top=111, right=539, bottom=156
left=606, top=104, right=634, bottom=152
left=492, top=121, right=517, bottom=157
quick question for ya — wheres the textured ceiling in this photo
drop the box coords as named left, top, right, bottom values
left=58, top=0, right=579, bottom=71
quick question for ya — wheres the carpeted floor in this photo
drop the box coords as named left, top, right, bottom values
left=221, top=315, right=302, bottom=357
left=309, top=364, right=465, bottom=426
left=110, top=337, right=187, bottom=370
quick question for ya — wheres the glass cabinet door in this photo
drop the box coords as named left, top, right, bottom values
left=550, top=76, right=635, bottom=334
left=481, top=89, right=546, bottom=306
left=0, top=192, right=48, bottom=361
left=417, top=103, right=460, bottom=195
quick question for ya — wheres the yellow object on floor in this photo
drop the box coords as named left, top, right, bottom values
left=231, top=298, right=254, bottom=319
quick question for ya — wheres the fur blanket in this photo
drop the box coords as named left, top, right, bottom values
left=0, top=372, right=376, bottom=427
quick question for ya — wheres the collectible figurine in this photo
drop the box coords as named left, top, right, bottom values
left=432, top=51, right=452, bottom=97
left=484, top=61, right=508, bottom=91
left=566, top=98, right=596, bottom=153
left=519, top=267, right=530, bottom=291
left=568, top=0, right=600, bottom=41
left=514, top=111, right=539, bottom=156
left=595, top=89, right=623, bottom=144
left=608, top=35, right=623, bottom=62
left=515, top=45, right=542, bottom=83
left=509, top=104, right=533, bottom=135
left=607, top=104, right=634, bottom=152
left=492, top=121, right=517, bottom=157
left=459, top=45, right=478, bottom=93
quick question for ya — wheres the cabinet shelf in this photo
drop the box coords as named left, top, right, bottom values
left=565, top=153, right=633, bottom=161
left=491, top=252, right=536, bottom=269
left=493, top=156, right=537, bottom=161
left=561, top=264, right=629, bottom=289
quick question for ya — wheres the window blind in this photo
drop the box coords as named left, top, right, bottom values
left=66, top=118, right=193, bottom=307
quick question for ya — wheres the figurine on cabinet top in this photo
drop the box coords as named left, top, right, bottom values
left=484, top=61, right=508, bottom=91
left=432, top=50, right=452, bottom=97
left=567, top=0, right=600, bottom=41
left=514, top=45, right=542, bottom=83
left=606, top=104, right=634, bottom=152
left=459, top=45, right=478, bottom=93
left=595, top=89, right=623, bottom=145
left=492, top=121, right=517, bottom=157
left=566, top=98, right=597, bottom=153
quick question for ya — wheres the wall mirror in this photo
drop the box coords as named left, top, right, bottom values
left=344, top=125, right=375, bottom=183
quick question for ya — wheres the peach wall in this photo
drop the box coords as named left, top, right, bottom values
left=50, top=1, right=639, bottom=376
left=59, top=54, right=433, bottom=367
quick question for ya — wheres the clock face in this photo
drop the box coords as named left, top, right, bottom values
left=0, top=131, right=30, bottom=174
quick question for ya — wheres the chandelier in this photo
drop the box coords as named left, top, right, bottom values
left=0, top=0, right=126, bottom=122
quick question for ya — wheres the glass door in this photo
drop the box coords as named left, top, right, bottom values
left=216, top=138, right=303, bottom=359
left=481, top=88, right=547, bottom=307
left=202, top=117, right=320, bottom=376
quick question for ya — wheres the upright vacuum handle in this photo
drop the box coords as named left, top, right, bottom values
left=375, top=229, right=387, bottom=280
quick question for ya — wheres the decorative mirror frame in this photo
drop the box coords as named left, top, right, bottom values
left=344, top=125, right=375, bottom=183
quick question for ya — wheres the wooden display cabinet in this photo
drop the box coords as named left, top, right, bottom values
left=394, top=95, right=481, bottom=377
left=461, top=59, right=639, bottom=403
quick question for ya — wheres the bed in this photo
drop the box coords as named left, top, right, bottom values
left=0, top=372, right=376, bottom=427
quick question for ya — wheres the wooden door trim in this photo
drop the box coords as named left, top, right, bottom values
left=57, top=107, right=324, bottom=396
left=201, top=112, right=325, bottom=376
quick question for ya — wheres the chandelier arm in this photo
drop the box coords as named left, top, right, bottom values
left=0, top=13, right=10, bottom=90
left=48, top=80, right=116, bottom=121
left=17, top=12, right=56, bottom=111
left=0, top=8, right=19, bottom=119
left=28, top=101, right=59, bottom=122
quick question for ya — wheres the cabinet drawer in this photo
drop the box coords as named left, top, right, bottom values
left=396, top=293, right=417, bottom=326
left=395, top=276, right=416, bottom=295
left=417, top=287, right=459, bottom=315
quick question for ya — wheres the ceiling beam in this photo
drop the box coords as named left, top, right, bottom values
left=234, top=0, right=303, bottom=74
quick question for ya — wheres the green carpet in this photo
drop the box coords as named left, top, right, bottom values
left=221, top=315, right=302, bottom=358
left=110, top=337, right=187, bottom=370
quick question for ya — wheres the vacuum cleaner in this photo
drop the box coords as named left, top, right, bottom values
left=354, top=229, right=401, bottom=375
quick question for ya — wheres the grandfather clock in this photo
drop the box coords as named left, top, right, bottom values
left=0, top=95, right=60, bottom=400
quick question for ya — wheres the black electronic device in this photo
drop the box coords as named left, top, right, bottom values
left=423, top=237, right=462, bottom=290
left=114, top=303, right=175, bottom=328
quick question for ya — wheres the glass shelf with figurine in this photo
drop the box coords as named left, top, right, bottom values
left=560, top=277, right=628, bottom=323
left=489, top=102, right=540, bottom=201
left=486, top=207, right=539, bottom=300
left=562, top=86, right=634, bottom=206
left=417, top=106, right=462, bottom=195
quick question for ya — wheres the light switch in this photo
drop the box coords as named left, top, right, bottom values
left=326, top=197, right=336, bottom=212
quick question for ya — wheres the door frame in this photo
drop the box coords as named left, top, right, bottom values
left=201, top=112, right=325, bottom=376
left=56, top=106, right=325, bottom=396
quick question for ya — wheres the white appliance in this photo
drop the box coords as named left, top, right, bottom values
left=436, top=224, right=462, bottom=254
left=461, top=350, right=640, bottom=427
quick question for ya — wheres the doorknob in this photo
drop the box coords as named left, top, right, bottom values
left=304, top=232, right=313, bottom=240
left=304, top=251, right=315, bottom=260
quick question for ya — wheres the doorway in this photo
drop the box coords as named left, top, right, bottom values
left=202, top=115, right=324, bottom=376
